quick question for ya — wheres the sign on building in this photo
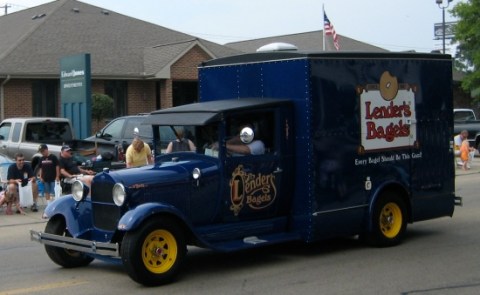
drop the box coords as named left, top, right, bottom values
left=60, top=54, right=91, bottom=139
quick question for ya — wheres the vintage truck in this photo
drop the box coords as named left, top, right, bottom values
left=0, top=117, right=123, bottom=171
left=31, top=50, right=459, bottom=286
left=453, top=108, right=480, bottom=149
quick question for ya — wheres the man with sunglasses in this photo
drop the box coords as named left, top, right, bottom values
left=5, top=153, right=39, bottom=213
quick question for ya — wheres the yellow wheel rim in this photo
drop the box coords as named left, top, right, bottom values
left=142, top=229, right=178, bottom=274
left=379, top=202, right=402, bottom=238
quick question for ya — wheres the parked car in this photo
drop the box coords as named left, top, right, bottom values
left=85, top=115, right=153, bottom=150
left=85, top=115, right=188, bottom=154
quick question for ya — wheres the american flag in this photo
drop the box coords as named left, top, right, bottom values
left=324, top=11, right=339, bottom=51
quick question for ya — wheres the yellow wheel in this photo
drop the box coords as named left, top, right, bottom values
left=121, top=218, right=186, bottom=286
left=366, top=191, right=407, bottom=247
left=142, top=229, right=178, bottom=274
left=379, top=202, right=402, bottom=239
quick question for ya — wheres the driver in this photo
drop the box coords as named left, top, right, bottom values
left=226, top=124, right=265, bottom=155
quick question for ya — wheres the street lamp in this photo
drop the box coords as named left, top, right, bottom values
left=436, top=0, right=453, bottom=54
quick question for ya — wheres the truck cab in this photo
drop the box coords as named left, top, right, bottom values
left=145, top=98, right=294, bottom=224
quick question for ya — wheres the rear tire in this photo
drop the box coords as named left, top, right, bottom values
left=44, top=217, right=94, bottom=267
left=121, top=217, right=187, bottom=286
left=365, top=191, right=407, bottom=247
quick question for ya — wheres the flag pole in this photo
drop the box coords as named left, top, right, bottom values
left=322, top=4, right=325, bottom=51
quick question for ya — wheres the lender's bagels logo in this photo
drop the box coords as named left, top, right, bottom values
left=229, top=165, right=276, bottom=216
left=358, top=71, right=418, bottom=153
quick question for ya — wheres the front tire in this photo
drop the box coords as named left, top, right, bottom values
left=121, top=217, right=187, bottom=286
left=366, top=191, right=407, bottom=247
left=44, top=217, right=94, bottom=267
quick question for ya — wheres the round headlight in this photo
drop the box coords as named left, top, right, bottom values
left=192, top=168, right=201, bottom=180
left=71, top=180, right=86, bottom=202
left=112, top=183, right=126, bottom=206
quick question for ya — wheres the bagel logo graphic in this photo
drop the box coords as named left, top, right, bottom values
left=379, top=71, right=399, bottom=101
left=229, top=165, right=277, bottom=216
left=358, top=71, right=418, bottom=152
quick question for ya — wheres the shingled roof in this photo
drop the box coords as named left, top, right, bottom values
left=0, top=0, right=241, bottom=79
left=225, top=30, right=389, bottom=53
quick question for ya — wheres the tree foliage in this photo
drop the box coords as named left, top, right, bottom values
left=451, top=0, right=480, bottom=98
left=92, top=93, right=113, bottom=127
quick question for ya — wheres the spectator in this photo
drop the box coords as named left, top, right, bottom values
left=126, top=138, right=153, bottom=168
left=455, top=130, right=475, bottom=169
left=37, top=144, right=60, bottom=205
left=454, top=130, right=468, bottom=156
left=165, top=127, right=196, bottom=153
left=460, top=137, right=475, bottom=170
left=59, top=145, right=94, bottom=187
left=6, top=153, right=39, bottom=213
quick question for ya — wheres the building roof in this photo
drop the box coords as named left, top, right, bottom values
left=0, top=0, right=241, bottom=79
left=225, top=30, right=389, bottom=53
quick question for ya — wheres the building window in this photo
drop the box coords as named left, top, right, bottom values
left=172, top=81, right=197, bottom=106
left=32, top=80, right=58, bottom=117
left=105, top=80, right=127, bottom=117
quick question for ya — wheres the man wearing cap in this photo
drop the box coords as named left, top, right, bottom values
left=59, top=145, right=94, bottom=188
left=38, top=144, right=60, bottom=205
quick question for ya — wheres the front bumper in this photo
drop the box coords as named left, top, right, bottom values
left=30, top=230, right=120, bottom=257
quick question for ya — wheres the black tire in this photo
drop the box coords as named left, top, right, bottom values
left=121, top=217, right=187, bottom=286
left=44, top=217, right=94, bottom=268
left=365, top=191, right=407, bottom=247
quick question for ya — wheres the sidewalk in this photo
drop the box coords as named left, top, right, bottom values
left=455, top=156, right=480, bottom=176
left=0, top=199, right=47, bottom=227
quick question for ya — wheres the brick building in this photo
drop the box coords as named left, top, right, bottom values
left=0, top=0, right=240, bottom=132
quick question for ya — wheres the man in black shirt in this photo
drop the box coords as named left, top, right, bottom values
left=59, top=145, right=94, bottom=187
left=6, top=153, right=39, bottom=213
left=38, top=144, right=60, bottom=205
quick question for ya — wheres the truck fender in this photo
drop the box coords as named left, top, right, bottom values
left=366, top=180, right=410, bottom=231
left=117, top=202, right=191, bottom=232
left=43, top=196, right=94, bottom=237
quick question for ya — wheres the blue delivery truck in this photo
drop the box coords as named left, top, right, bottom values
left=31, top=50, right=460, bottom=286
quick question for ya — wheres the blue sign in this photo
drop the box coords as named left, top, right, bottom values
left=60, top=53, right=92, bottom=139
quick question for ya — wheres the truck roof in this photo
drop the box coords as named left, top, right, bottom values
left=2, top=117, right=70, bottom=123
left=201, top=51, right=451, bottom=67
left=144, top=98, right=290, bottom=125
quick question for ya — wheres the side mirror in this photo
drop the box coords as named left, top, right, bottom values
left=239, top=127, right=254, bottom=144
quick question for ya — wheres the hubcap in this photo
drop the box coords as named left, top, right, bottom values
left=380, top=202, right=402, bottom=238
left=142, top=229, right=178, bottom=274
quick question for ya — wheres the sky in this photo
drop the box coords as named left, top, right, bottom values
left=0, top=0, right=462, bottom=53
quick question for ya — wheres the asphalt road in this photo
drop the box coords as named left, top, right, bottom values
left=0, top=162, right=479, bottom=295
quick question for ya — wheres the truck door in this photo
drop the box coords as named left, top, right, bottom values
left=221, top=110, right=291, bottom=222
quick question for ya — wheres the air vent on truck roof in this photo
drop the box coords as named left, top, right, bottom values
left=256, top=42, right=298, bottom=52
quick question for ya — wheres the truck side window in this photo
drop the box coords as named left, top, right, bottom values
left=12, top=122, right=22, bottom=143
left=0, top=123, right=11, bottom=140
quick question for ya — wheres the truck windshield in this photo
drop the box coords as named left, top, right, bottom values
left=155, top=124, right=219, bottom=156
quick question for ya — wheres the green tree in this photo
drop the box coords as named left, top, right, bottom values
left=451, top=0, right=480, bottom=99
left=92, top=93, right=114, bottom=132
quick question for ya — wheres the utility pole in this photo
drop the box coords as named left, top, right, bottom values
left=1, top=3, right=11, bottom=15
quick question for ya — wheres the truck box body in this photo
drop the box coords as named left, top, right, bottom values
left=31, top=51, right=457, bottom=286
left=199, top=52, right=455, bottom=240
